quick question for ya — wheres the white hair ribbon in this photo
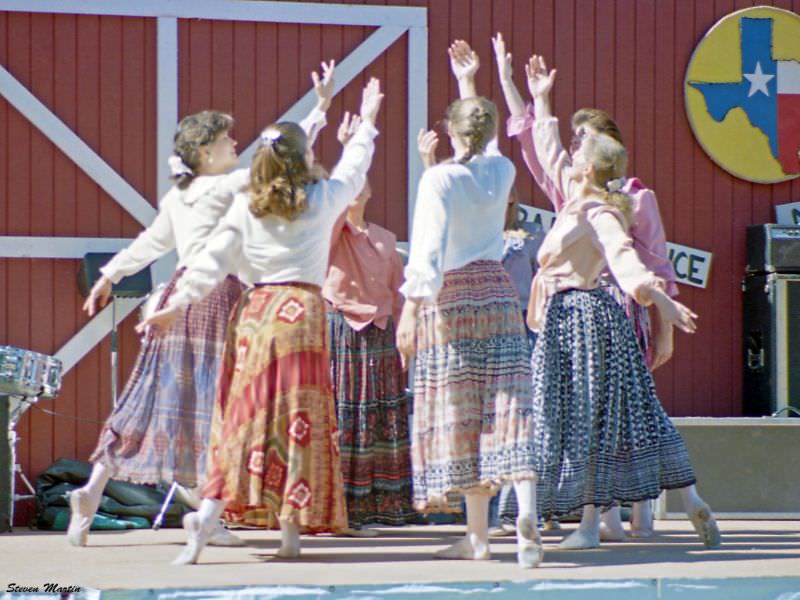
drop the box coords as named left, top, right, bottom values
left=168, top=155, right=193, bottom=176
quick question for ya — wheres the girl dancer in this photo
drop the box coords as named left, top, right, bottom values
left=67, top=62, right=335, bottom=547
left=140, top=78, right=384, bottom=565
left=398, top=96, right=541, bottom=568
left=492, top=33, right=679, bottom=540
left=324, top=116, right=414, bottom=532
left=521, top=52, right=720, bottom=551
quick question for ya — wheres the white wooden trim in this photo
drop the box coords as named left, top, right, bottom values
left=406, top=25, right=428, bottom=240
left=0, top=66, right=156, bottom=227
left=54, top=297, right=144, bottom=374
left=157, top=17, right=179, bottom=199
left=237, top=25, right=408, bottom=167
left=0, top=0, right=426, bottom=27
left=0, top=237, right=133, bottom=258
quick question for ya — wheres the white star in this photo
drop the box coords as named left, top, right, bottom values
left=743, top=61, right=775, bottom=98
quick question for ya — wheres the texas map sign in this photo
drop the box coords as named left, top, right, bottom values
left=685, top=7, right=800, bottom=184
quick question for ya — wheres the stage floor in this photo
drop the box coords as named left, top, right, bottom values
left=1, top=520, right=799, bottom=594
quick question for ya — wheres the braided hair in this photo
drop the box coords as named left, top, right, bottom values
left=444, top=97, right=498, bottom=164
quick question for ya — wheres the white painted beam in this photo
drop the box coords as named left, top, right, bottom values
left=407, top=25, right=428, bottom=241
left=0, top=0, right=426, bottom=27
left=0, top=237, right=133, bottom=258
left=157, top=17, right=179, bottom=199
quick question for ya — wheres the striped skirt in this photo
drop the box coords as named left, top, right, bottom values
left=532, top=288, right=696, bottom=519
left=203, top=284, right=347, bottom=533
left=412, top=260, right=535, bottom=512
left=90, top=270, right=243, bottom=487
left=327, top=311, right=415, bottom=527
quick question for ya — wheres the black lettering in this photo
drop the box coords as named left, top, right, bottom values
left=792, top=207, right=800, bottom=225
left=672, top=251, right=689, bottom=279
left=688, top=254, right=706, bottom=286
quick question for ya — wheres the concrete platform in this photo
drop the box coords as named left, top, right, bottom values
left=1, top=520, right=799, bottom=593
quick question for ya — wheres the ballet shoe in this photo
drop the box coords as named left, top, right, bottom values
left=599, top=521, right=627, bottom=542
left=434, top=536, right=491, bottom=560
left=207, top=524, right=245, bottom=547
left=172, top=512, right=211, bottom=565
left=489, top=523, right=516, bottom=537
left=516, top=515, right=543, bottom=568
left=66, top=489, right=98, bottom=547
left=335, top=526, right=379, bottom=538
left=688, top=504, right=721, bottom=549
left=558, top=528, right=600, bottom=550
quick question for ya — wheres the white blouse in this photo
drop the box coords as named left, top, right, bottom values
left=99, top=108, right=328, bottom=284
left=166, top=121, right=379, bottom=310
left=400, top=154, right=516, bottom=299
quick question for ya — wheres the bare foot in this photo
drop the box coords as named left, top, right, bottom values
left=434, top=535, right=490, bottom=560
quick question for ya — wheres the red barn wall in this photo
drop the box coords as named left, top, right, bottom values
left=1, top=0, right=799, bottom=524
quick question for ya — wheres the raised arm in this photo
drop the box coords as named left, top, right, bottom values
left=300, top=59, right=335, bottom=147
left=492, top=33, right=526, bottom=118
left=325, top=78, right=382, bottom=217
left=449, top=40, right=479, bottom=99
left=587, top=204, right=696, bottom=334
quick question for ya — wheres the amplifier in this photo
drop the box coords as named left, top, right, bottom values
left=77, top=253, right=152, bottom=299
left=742, top=273, right=800, bottom=416
left=746, top=224, right=800, bottom=274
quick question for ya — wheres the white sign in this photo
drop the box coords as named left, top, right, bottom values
left=775, top=201, right=800, bottom=226
left=665, top=243, right=712, bottom=289
left=518, top=205, right=713, bottom=289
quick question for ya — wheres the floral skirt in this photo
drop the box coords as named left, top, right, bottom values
left=327, top=311, right=415, bottom=527
left=90, top=270, right=242, bottom=487
left=412, top=260, right=535, bottom=512
left=532, top=288, right=695, bottom=519
left=203, top=284, right=347, bottom=533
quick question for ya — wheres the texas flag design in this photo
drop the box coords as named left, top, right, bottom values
left=689, top=17, right=800, bottom=176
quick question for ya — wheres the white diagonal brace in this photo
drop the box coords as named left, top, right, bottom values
left=54, top=297, right=144, bottom=374
left=0, top=66, right=156, bottom=227
left=0, top=0, right=426, bottom=28
left=238, top=25, right=408, bottom=166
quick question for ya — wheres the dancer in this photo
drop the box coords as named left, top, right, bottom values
left=140, top=78, right=384, bottom=565
left=520, top=52, right=720, bottom=551
left=493, top=32, right=678, bottom=540
left=397, top=95, right=542, bottom=568
left=324, top=116, right=415, bottom=533
left=67, top=62, right=336, bottom=548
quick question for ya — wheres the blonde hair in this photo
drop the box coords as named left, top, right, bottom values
left=172, top=110, right=234, bottom=190
left=581, top=133, right=632, bottom=220
left=444, top=97, right=498, bottom=163
left=248, top=122, right=326, bottom=220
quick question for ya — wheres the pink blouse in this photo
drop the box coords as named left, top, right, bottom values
left=322, top=214, right=405, bottom=331
left=508, top=104, right=678, bottom=297
left=525, top=116, right=665, bottom=332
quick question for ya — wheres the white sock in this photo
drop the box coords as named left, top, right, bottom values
left=512, top=479, right=542, bottom=568
left=278, top=518, right=301, bottom=558
left=560, top=505, right=601, bottom=549
left=83, top=463, right=112, bottom=505
left=600, top=506, right=626, bottom=539
left=631, top=500, right=653, bottom=532
left=196, top=498, right=225, bottom=533
left=679, top=484, right=704, bottom=513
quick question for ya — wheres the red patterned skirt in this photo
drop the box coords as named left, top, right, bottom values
left=202, top=283, right=347, bottom=533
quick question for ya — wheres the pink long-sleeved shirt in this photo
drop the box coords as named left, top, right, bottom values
left=507, top=104, right=678, bottom=298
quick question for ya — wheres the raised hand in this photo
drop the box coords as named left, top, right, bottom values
left=525, top=54, right=556, bottom=100
left=359, top=77, right=384, bottom=125
left=417, top=128, right=439, bottom=169
left=448, top=39, right=480, bottom=82
left=491, top=33, right=513, bottom=82
left=311, top=59, right=336, bottom=111
left=83, top=276, right=112, bottom=317
left=337, top=112, right=362, bottom=146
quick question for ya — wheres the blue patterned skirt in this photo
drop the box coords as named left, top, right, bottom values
left=412, top=261, right=535, bottom=512
left=532, top=288, right=695, bottom=519
left=90, top=270, right=242, bottom=487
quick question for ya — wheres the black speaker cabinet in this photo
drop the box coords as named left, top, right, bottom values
left=746, top=224, right=800, bottom=274
left=742, top=273, right=800, bottom=416
left=77, top=253, right=152, bottom=299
